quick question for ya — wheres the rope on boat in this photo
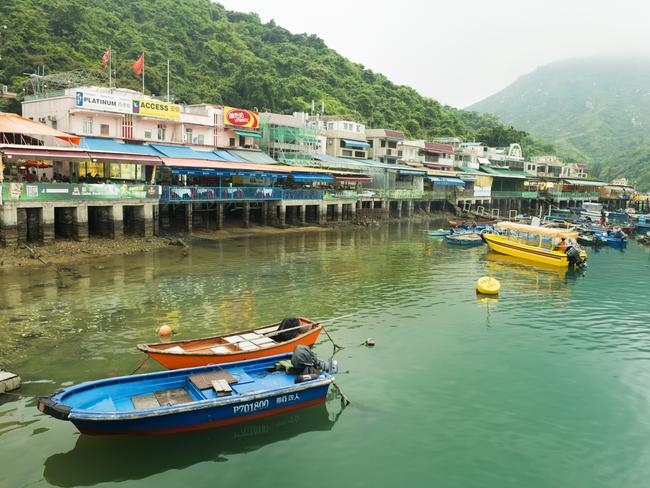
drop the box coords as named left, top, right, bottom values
left=129, top=356, right=151, bottom=375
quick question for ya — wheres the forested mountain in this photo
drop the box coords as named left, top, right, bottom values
left=0, top=0, right=548, bottom=154
left=469, top=57, right=650, bottom=189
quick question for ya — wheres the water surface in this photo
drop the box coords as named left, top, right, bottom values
left=2, top=223, right=650, bottom=487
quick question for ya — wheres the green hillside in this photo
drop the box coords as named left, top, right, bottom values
left=469, top=57, right=650, bottom=189
left=0, top=0, right=545, bottom=153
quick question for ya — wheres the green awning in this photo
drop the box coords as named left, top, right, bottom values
left=479, top=165, right=528, bottom=179
left=564, top=179, right=606, bottom=187
left=235, top=130, right=262, bottom=139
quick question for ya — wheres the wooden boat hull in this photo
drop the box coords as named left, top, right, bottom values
left=38, top=354, right=334, bottom=436
left=481, top=233, right=584, bottom=267
left=448, top=219, right=496, bottom=227
left=138, top=319, right=322, bottom=369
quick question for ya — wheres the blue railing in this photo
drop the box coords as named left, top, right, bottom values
left=160, top=186, right=323, bottom=202
left=282, top=189, right=324, bottom=200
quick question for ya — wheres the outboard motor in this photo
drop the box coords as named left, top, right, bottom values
left=291, top=345, right=338, bottom=375
left=565, top=246, right=586, bottom=268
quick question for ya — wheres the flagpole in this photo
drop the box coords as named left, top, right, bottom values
left=166, top=59, right=170, bottom=102
left=141, top=53, right=145, bottom=95
left=108, top=46, right=112, bottom=90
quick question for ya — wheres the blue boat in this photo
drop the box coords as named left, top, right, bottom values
left=636, top=215, right=650, bottom=233
left=594, top=230, right=628, bottom=248
left=37, top=353, right=334, bottom=435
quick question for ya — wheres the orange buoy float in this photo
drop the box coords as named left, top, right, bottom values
left=476, top=276, right=500, bottom=295
left=158, top=325, right=173, bottom=337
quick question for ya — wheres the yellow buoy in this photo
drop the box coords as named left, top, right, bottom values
left=158, top=325, right=173, bottom=337
left=476, top=276, right=500, bottom=295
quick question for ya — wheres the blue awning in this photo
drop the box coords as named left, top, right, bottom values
left=151, top=144, right=224, bottom=160
left=171, top=168, right=279, bottom=178
left=213, top=150, right=245, bottom=163
left=429, top=176, right=465, bottom=187
left=399, top=170, right=424, bottom=176
left=79, top=137, right=160, bottom=155
left=277, top=173, right=334, bottom=183
left=342, top=139, right=370, bottom=149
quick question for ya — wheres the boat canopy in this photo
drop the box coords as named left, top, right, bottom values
left=496, top=222, right=579, bottom=238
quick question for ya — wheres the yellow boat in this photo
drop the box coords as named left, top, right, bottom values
left=481, top=222, right=587, bottom=268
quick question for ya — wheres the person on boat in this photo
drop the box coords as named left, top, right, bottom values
left=558, top=237, right=569, bottom=253
left=291, top=345, right=337, bottom=375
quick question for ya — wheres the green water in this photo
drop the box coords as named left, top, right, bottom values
left=2, top=223, right=650, bottom=488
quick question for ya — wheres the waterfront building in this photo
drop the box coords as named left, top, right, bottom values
left=366, top=129, right=404, bottom=165
left=321, top=119, right=369, bottom=160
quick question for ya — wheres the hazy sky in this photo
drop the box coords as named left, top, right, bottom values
left=219, top=0, right=649, bottom=108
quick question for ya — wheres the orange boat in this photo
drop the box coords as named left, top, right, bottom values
left=137, top=317, right=323, bottom=369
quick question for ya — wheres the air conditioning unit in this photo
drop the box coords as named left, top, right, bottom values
left=1, top=85, right=7, bottom=94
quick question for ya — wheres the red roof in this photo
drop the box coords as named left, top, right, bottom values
left=423, top=142, right=454, bottom=155
left=384, top=130, right=404, bottom=140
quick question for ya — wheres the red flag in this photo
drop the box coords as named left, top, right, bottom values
left=133, top=53, right=144, bottom=76
left=101, top=47, right=110, bottom=70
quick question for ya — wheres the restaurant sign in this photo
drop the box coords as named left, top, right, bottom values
left=75, top=90, right=132, bottom=114
left=1, top=183, right=161, bottom=202
left=224, top=106, right=259, bottom=129
left=132, top=99, right=181, bottom=121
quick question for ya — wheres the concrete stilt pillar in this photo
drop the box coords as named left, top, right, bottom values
left=300, top=205, right=307, bottom=225
left=278, top=204, right=286, bottom=226
left=216, top=203, right=224, bottom=230
left=337, top=204, right=343, bottom=222
left=350, top=202, right=357, bottom=221
left=242, top=202, right=251, bottom=228
left=407, top=200, right=414, bottom=217
left=266, top=202, right=276, bottom=226
left=110, top=204, right=124, bottom=239
left=184, top=204, right=193, bottom=233
left=0, top=206, right=18, bottom=247
left=143, top=203, right=154, bottom=237
left=319, top=203, right=327, bottom=224
left=73, top=206, right=88, bottom=242
left=42, top=206, right=55, bottom=243
left=152, top=204, right=159, bottom=236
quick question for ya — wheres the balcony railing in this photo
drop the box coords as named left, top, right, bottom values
left=492, top=191, right=539, bottom=199
left=160, top=186, right=323, bottom=202
left=324, top=190, right=367, bottom=200
left=1, top=182, right=160, bottom=202
left=376, top=189, right=450, bottom=200
left=547, top=191, right=599, bottom=200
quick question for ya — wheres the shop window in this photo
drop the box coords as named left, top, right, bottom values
left=51, top=120, right=57, bottom=129
left=229, top=138, right=236, bottom=146
left=367, top=140, right=373, bottom=148
left=83, top=117, right=93, bottom=134
left=109, top=163, right=143, bottom=181
left=197, top=134, right=205, bottom=145
left=388, top=141, right=397, bottom=149
left=185, top=128, right=193, bottom=143
left=144, top=130, right=152, bottom=139
left=342, top=149, right=353, bottom=157
left=157, top=124, right=166, bottom=140
left=355, top=151, right=365, bottom=158
left=239, top=136, right=246, bottom=146
left=381, top=140, right=386, bottom=148
left=100, top=124, right=109, bottom=136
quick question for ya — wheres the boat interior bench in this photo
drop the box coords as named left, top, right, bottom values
left=130, top=368, right=258, bottom=409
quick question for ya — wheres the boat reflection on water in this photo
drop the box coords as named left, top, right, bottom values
left=484, top=252, right=583, bottom=298
left=485, top=251, right=569, bottom=280
left=44, top=399, right=343, bottom=487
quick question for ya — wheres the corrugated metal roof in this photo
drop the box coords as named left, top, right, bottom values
left=424, top=142, right=455, bottom=154
left=79, top=137, right=160, bottom=155
left=228, top=149, right=278, bottom=164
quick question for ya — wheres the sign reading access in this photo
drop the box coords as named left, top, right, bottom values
left=224, top=106, right=259, bottom=129
left=132, top=99, right=181, bottom=121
